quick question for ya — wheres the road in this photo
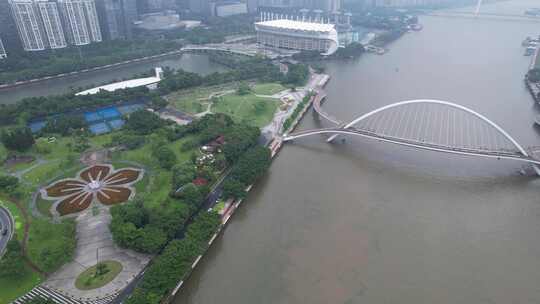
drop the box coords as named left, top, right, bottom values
left=0, top=206, right=13, bottom=257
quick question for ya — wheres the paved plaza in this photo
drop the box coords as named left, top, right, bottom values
left=44, top=206, right=151, bottom=302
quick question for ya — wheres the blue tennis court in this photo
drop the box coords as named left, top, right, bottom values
left=108, top=119, right=125, bottom=130
left=117, top=104, right=144, bottom=115
left=84, top=111, right=101, bottom=123
left=98, top=107, right=121, bottom=120
left=29, top=121, right=46, bottom=133
left=89, top=122, right=111, bottom=135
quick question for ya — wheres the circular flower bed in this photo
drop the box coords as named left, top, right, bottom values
left=41, top=164, right=143, bottom=216
left=75, top=260, right=123, bottom=290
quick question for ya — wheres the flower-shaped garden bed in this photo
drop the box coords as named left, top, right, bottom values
left=41, top=164, right=143, bottom=216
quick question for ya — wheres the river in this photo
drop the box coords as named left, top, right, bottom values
left=0, top=53, right=226, bottom=104
left=173, top=1, right=540, bottom=304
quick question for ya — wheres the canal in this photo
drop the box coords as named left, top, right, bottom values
left=174, top=1, right=540, bottom=304
left=0, top=53, right=226, bottom=104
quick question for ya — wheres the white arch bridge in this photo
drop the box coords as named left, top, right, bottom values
left=283, top=99, right=540, bottom=170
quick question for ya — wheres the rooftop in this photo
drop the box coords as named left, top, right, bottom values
left=77, top=67, right=163, bottom=96
left=255, top=19, right=336, bottom=33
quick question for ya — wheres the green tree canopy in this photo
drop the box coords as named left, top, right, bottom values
left=1, top=127, right=35, bottom=151
left=126, top=110, right=164, bottom=135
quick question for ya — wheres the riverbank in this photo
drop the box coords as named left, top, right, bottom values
left=161, top=73, right=330, bottom=303
left=525, top=46, right=540, bottom=103
left=0, top=49, right=184, bottom=91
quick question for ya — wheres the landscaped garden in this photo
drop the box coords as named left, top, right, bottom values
left=0, top=53, right=302, bottom=303
left=167, top=82, right=282, bottom=128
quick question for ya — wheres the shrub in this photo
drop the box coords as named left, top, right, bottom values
left=1, top=127, right=35, bottom=151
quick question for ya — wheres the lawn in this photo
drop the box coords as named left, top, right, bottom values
left=88, top=133, right=114, bottom=148
left=0, top=199, right=25, bottom=240
left=35, top=193, right=54, bottom=218
left=251, top=83, right=286, bottom=96
left=22, top=161, right=61, bottom=187
left=33, top=137, right=76, bottom=161
left=26, top=218, right=76, bottom=273
left=212, top=93, right=279, bottom=128
left=75, top=260, right=123, bottom=290
left=0, top=264, right=43, bottom=304
left=166, top=85, right=231, bottom=115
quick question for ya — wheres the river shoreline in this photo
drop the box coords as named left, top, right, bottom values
left=162, top=74, right=330, bottom=303
left=0, top=49, right=185, bottom=91
left=525, top=46, right=540, bottom=103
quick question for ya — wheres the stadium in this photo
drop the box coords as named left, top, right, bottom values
left=254, top=19, right=339, bottom=56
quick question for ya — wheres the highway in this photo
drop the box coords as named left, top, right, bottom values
left=0, top=205, right=13, bottom=257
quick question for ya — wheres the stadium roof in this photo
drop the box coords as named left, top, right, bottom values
left=76, top=77, right=161, bottom=96
left=255, top=19, right=336, bottom=33
left=76, top=67, right=163, bottom=96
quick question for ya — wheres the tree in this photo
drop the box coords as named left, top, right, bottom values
left=95, top=262, right=109, bottom=277
left=172, top=163, right=197, bottom=189
left=0, top=175, right=19, bottom=192
left=154, top=146, right=176, bottom=169
left=135, top=226, right=168, bottom=253
left=0, top=240, right=26, bottom=278
left=223, top=179, right=246, bottom=200
left=179, top=183, right=203, bottom=206
left=284, top=64, right=309, bottom=86
left=236, top=82, right=251, bottom=95
left=126, top=110, right=163, bottom=135
left=1, top=127, right=35, bottom=151
left=42, top=115, right=86, bottom=136
left=230, top=146, right=271, bottom=185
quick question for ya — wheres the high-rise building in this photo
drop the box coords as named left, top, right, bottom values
left=0, top=0, right=22, bottom=51
left=58, top=0, right=102, bottom=45
left=95, top=0, right=137, bottom=40
left=35, top=0, right=68, bottom=48
left=188, top=0, right=209, bottom=14
left=0, top=38, right=7, bottom=59
left=9, top=0, right=46, bottom=51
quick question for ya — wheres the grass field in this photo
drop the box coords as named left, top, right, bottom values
left=0, top=264, right=43, bottom=304
left=26, top=218, right=76, bottom=273
left=251, top=83, right=286, bottom=96
left=22, top=161, right=60, bottom=187
left=75, top=260, right=123, bottom=290
left=166, top=85, right=234, bottom=115
left=212, top=94, right=279, bottom=128
left=35, top=194, right=54, bottom=218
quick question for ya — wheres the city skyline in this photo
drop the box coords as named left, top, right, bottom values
left=8, top=0, right=102, bottom=51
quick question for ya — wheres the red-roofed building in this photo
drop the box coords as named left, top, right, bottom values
left=193, top=177, right=208, bottom=186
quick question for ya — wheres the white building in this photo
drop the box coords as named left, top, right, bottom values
left=35, top=0, right=67, bottom=49
left=215, top=2, right=247, bottom=17
left=0, top=38, right=7, bottom=59
left=255, top=19, right=339, bottom=55
left=9, top=0, right=46, bottom=51
left=58, top=0, right=102, bottom=46
left=76, top=67, right=164, bottom=95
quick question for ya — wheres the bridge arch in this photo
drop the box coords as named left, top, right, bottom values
left=329, top=99, right=530, bottom=157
